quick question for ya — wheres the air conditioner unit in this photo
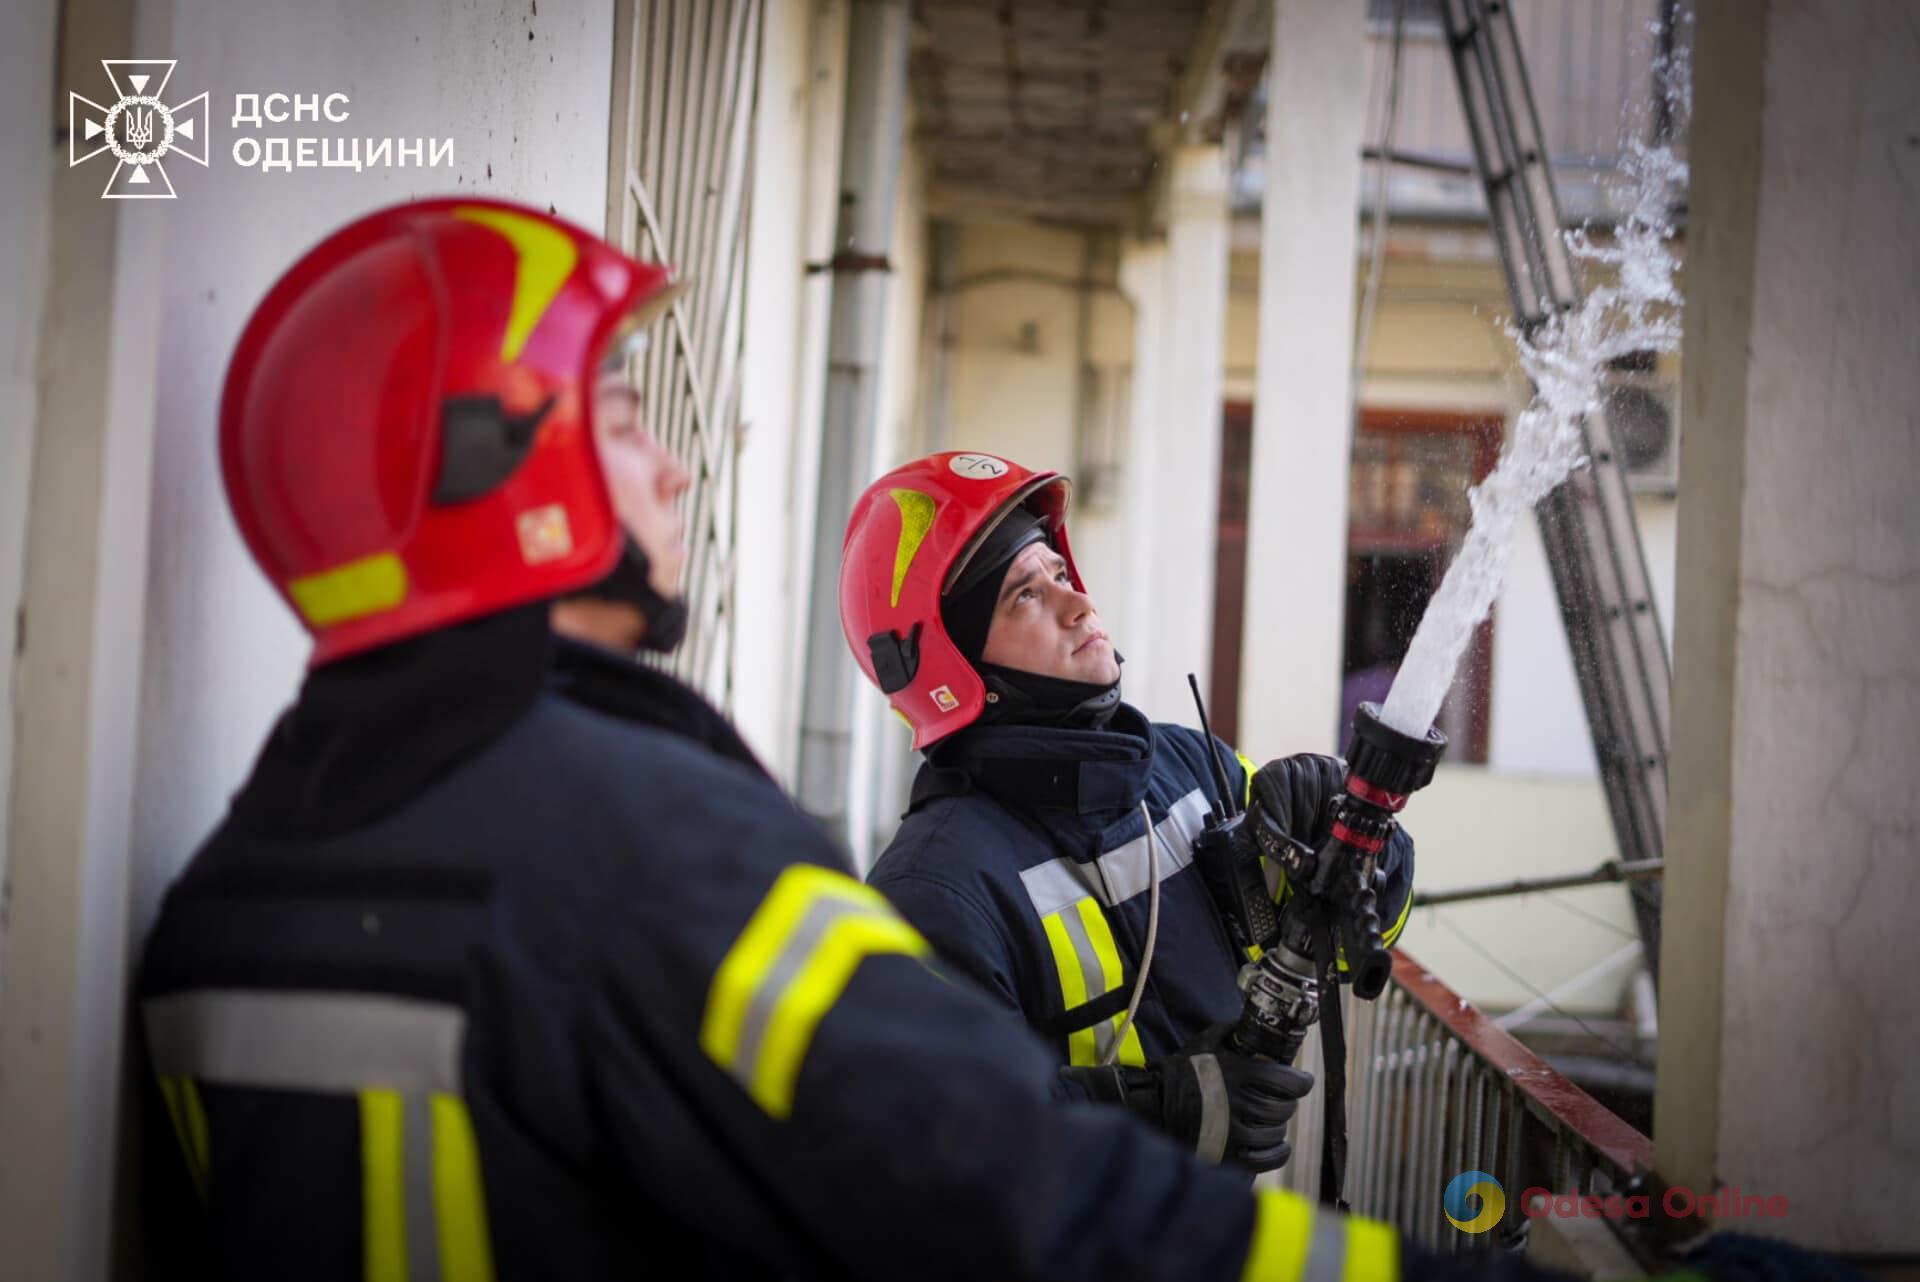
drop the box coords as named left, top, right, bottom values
left=1599, top=368, right=1680, bottom=494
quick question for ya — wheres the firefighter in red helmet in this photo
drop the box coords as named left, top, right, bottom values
left=841, top=451, right=1417, bottom=1171
left=138, top=200, right=1593, bottom=1282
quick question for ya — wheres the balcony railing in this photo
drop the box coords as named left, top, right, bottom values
left=1271, top=950, right=1654, bottom=1257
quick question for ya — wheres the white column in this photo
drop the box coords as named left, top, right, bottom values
left=1237, top=0, right=1367, bottom=759
left=1116, top=241, right=1168, bottom=693
left=1133, top=145, right=1228, bottom=726
left=1659, top=0, right=1920, bottom=1253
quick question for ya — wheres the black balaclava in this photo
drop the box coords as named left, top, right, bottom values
left=566, top=536, right=688, bottom=653
left=585, top=338, right=689, bottom=655
left=940, top=505, right=1121, bottom=732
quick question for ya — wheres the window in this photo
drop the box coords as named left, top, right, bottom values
left=1342, top=410, right=1500, bottom=761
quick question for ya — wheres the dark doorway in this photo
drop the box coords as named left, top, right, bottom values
left=1210, top=401, right=1254, bottom=744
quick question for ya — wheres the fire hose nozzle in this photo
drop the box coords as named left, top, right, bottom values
left=1345, top=702, right=1447, bottom=803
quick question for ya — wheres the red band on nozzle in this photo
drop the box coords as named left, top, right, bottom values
left=1346, top=774, right=1409, bottom=813
left=1330, top=820, right=1385, bottom=855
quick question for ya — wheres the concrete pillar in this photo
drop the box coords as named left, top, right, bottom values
left=1130, top=145, right=1228, bottom=725
left=1658, top=0, right=1920, bottom=1253
left=1236, top=0, right=1367, bottom=758
left=1116, top=241, right=1168, bottom=698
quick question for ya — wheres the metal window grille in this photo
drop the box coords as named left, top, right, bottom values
left=606, top=0, right=764, bottom=702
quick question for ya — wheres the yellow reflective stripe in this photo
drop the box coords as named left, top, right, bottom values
left=158, top=1075, right=211, bottom=1200
left=1341, top=1215, right=1399, bottom=1282
left=452, top=206, right=579, bottom=362
left=1381, top=871, right=1414, bottom=949
left=1043, top=899, right=1144, bottom=1067
left=750, top=914, right=929, bottom=1117
left=1241, top=1188, right=1314, bottom=1282
left=887, top=488, right=936, bottom=607
left=430, top=1093, right=496, bottom=1282
left=179, top=1077, right=211, bottom=1192
left=1242, top=753, right=1302, bottom=908
left=1040, top=911, right=1091, bottom=1008
left=702, top=865, right=878, bottom=1068
left=1076, top=898, right=1146, bottom=1063
left=702, top=864, right=928, bottom=1119
left=1040, top=910, right=1099, bottom=1065
left=361, top=1088, right=407, bottom=1282
left=288, top=552, right=408, bottom=628
left=1110, top=1013, right=1146, bottom=1067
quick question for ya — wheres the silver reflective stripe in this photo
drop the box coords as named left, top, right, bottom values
left=1189, top=1052, right=1230, bottom=1164
left=1020, top=788, right=1211, bottom=918
left=725, top=896, right=871, bottom=1097
left=1020, top=857, right=1103, bottom=920
left=143, top=988, right=472, bottom=1282
left=1303, top=1206, right=1349, bottom=1282
left=1054, top=904, right=1119, bottom=1059
left=1094, top=789, right=1210, bottom=903
left=145, top=989, right=465, bottom=1094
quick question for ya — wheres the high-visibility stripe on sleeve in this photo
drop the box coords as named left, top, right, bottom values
left=143, top=989, right=496, bottom=1282
left=157, top=1074, right=211, bottom=1201
left=701, top=864, right=931, bottom=1119
left=1040, top=896, right=1145, bottom=1067
left=751, top=913, right=928, bottom=1115
left=1076, top=899, right=1146, bottom=1067
left=1380, top=870, right=1414, bottom=949
left=1040, top=909, right=1100, bottom=1065
left=1340, top=1215, right=1399, bottom=1282
left=361, top=1088, right=408, bottom=1282
left=1241, top=1191, right=1400, bottom=1282
left=1236, top=750, right=1259, bottom=809
left=1240, top=1188, right=1313, bottom=1282
left=431, top=1093, right=497, bottom=1282
left=1241, top=752, right=1302, bottom=909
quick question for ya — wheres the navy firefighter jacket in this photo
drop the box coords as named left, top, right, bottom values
left=135, top=615, right=1341, bottom=1282
left=868, top=703, right=1416, bottom=1070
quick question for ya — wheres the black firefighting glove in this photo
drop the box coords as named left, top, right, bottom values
left=1059, top=1022, right=1312, bottom=1173
left=1248, top=752, right=1347, bottom=847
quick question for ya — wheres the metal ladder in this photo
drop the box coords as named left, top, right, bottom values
left=1439, top=0, right=1672, bottom=972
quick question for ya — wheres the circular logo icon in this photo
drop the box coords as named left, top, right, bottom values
left=1443, top=1171, right=1505, bottom=1234
left=105, top=96, right=175, bottom=164
left=947, top=453, right=1008, bottom=480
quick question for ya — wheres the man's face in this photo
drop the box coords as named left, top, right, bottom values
left=592, top=373, right=690, bottom=597
left=978, top=540, right=1120, bottom=684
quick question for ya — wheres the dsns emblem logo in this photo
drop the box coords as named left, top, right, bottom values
left=1443, top=1171, right=1505, bottom=1234
left=69, top=60, right=210, bottom=199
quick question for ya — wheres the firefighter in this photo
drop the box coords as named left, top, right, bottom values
left=135, top=197, right=1563, bottom=1282
left=839, top=451, right=1418, bottom=1171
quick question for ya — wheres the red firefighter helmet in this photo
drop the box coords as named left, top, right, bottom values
left=839, top=452, right=1083, bottom=749
left=220, top=197, right=676, bottom=665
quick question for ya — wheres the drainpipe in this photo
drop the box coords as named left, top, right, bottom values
left=796, top=0, right=911, bottom=843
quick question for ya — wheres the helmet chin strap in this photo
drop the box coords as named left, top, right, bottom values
left=571, top=538, right=688, bottom=654
left=975, top=659, right=1123, bottom=730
